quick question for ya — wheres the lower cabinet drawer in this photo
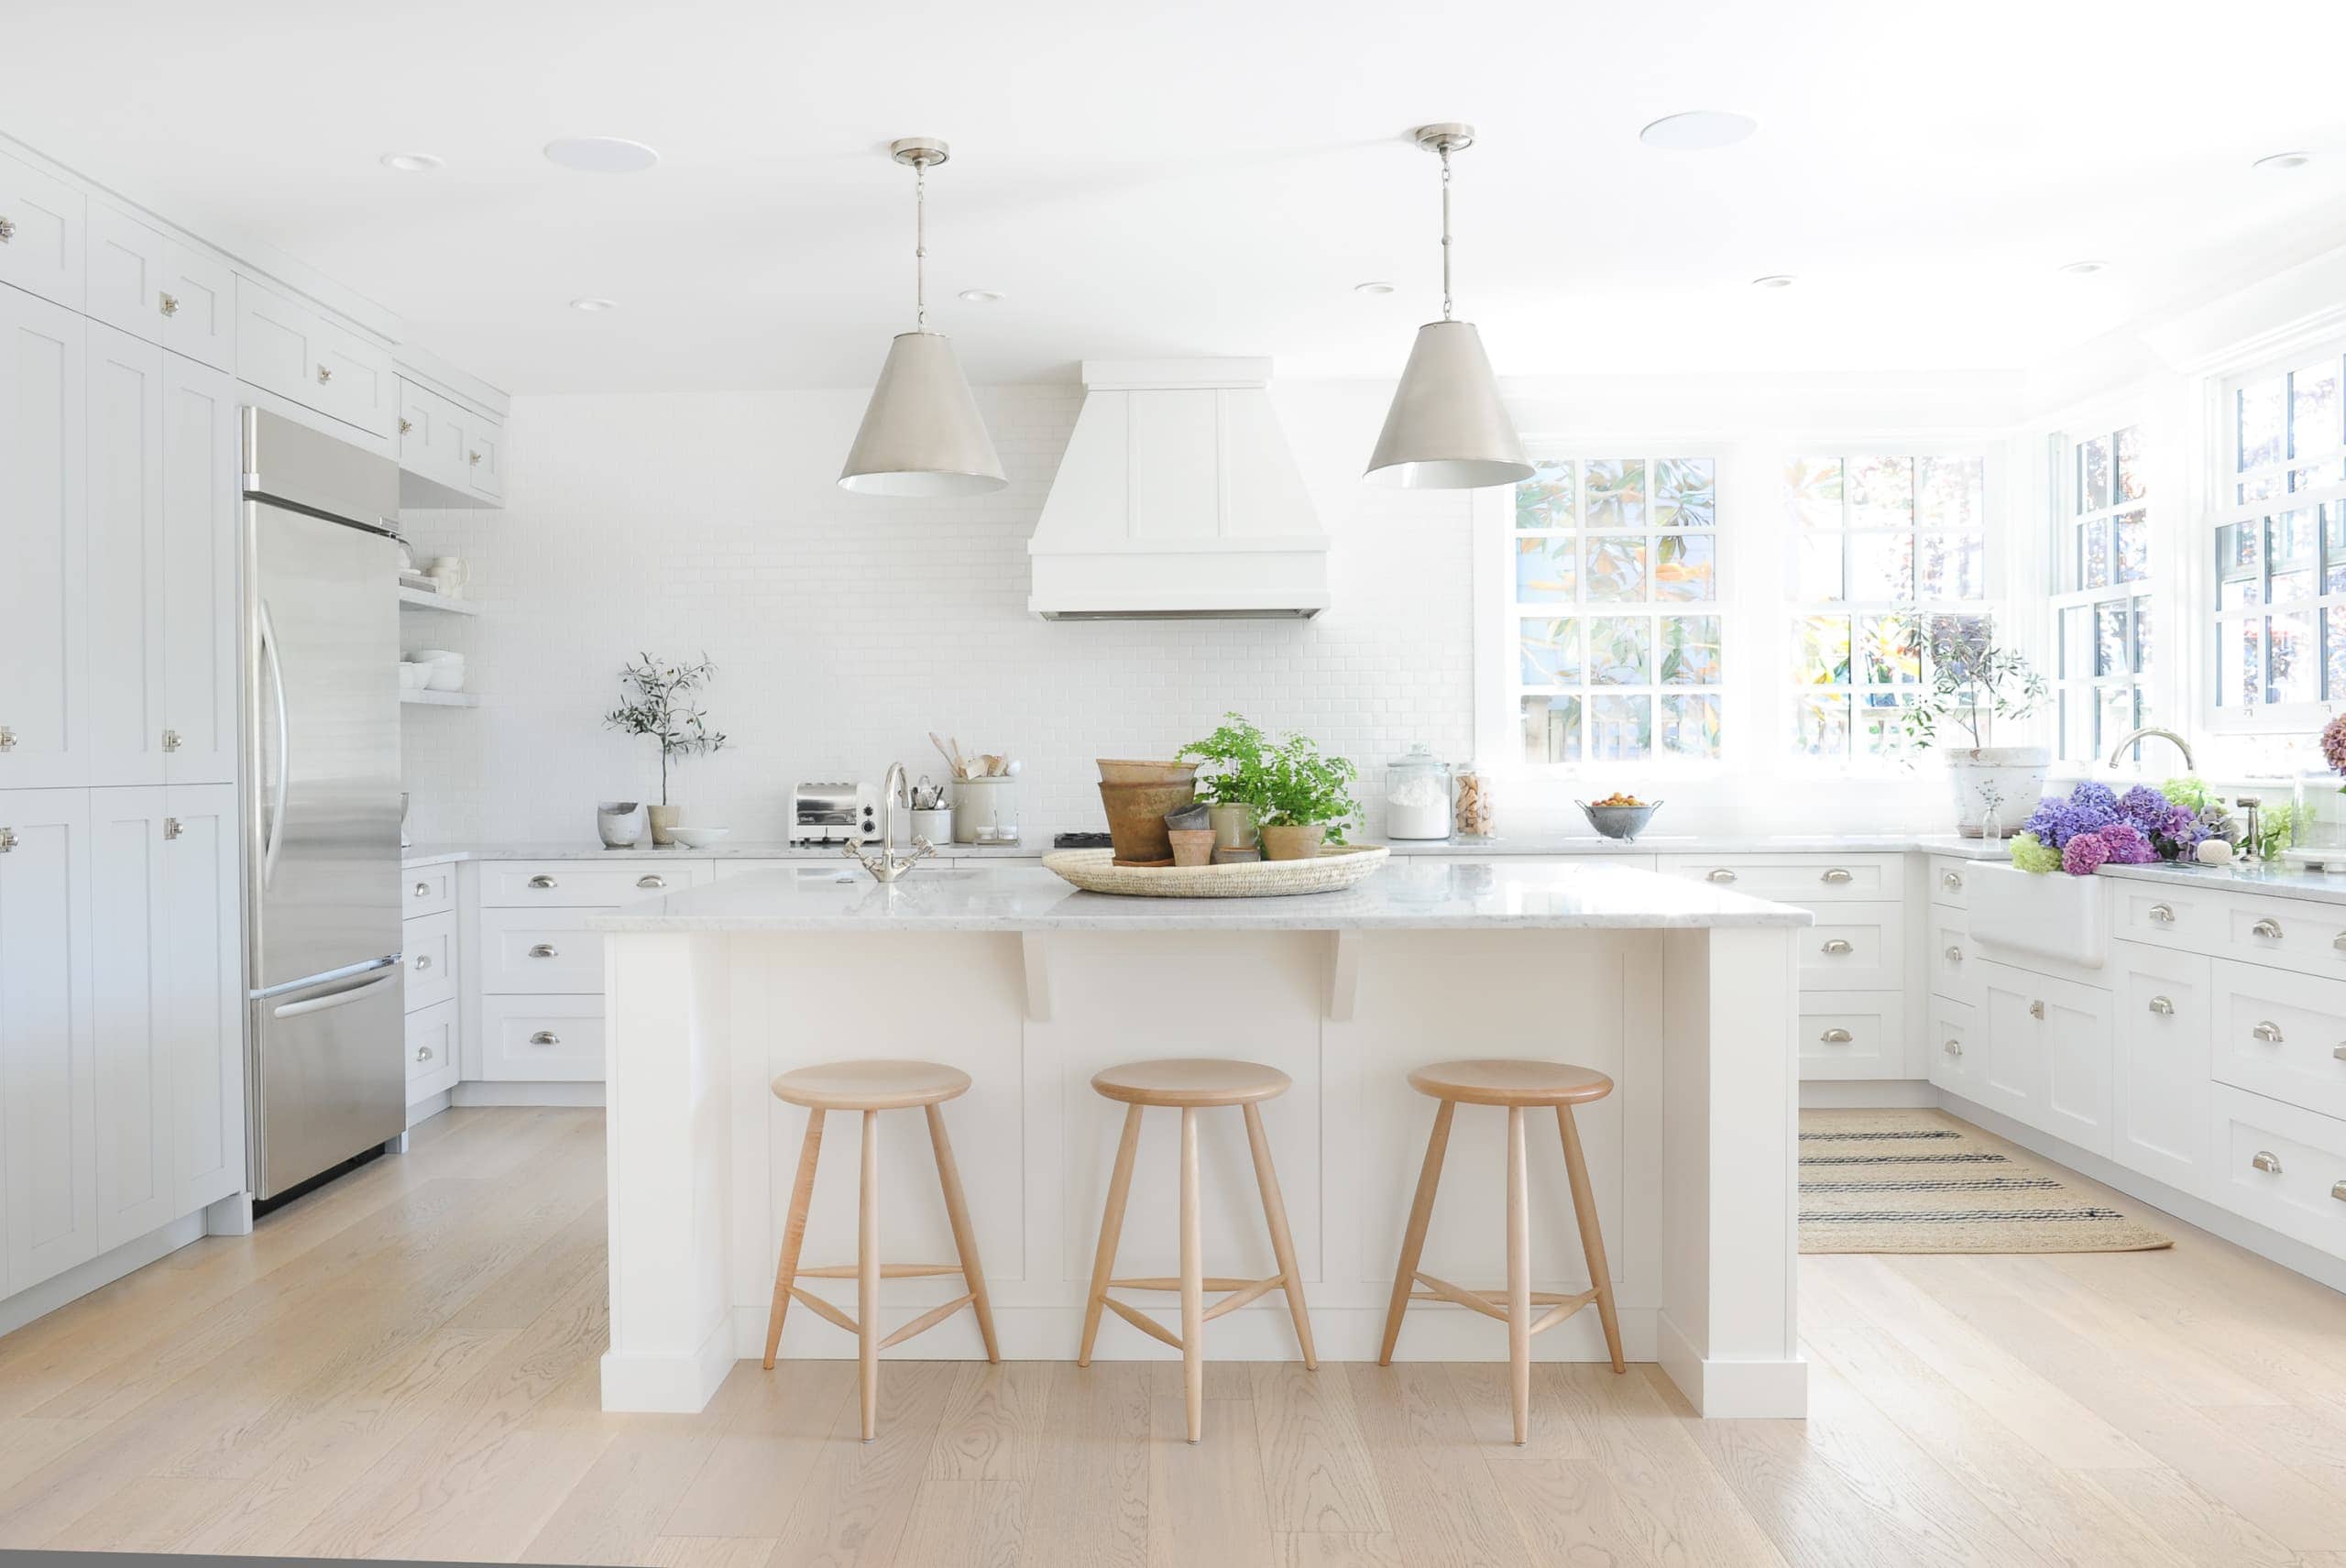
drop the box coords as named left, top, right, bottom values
left=1928, top=996, right=1975, bottom=1095
left=405, top=1000, right=459, bottom=1098
left=402, top=908, right=456, bottom=1013
left=1660, top=851, right=1902, bottom=903
left=479, top=907, right=608, bottom=994
left=1799, top=992, right=1903, bottom=1080
left=2209, top=1085, right=2346, bottom=1263
left=1929, top=908, right=1976, bottom=1007
left=404, top=861, right=455, bottom=918
left=1928, top=856, right=1972, bottom=911
left=2209, top=959, right=2346, bottom=1123
left=480, top=859, right=710, bottom=907
left=480, top=995, right=605, bottom=1081
left=1799, top=900, right=1904, bottom=991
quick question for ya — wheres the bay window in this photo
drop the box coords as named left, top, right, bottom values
left=2051, top=424, right=2152, bottom=763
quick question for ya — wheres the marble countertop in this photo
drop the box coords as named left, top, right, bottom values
left=2093, top=856, right=2346, bottom=907
left=400, top=839, right=1049, bottom=869
left=588, top=859, right=1817, bottom=934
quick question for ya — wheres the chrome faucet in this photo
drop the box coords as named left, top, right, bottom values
left=845, top=762, right=937, bottom=883
left=2106, top=727, right=2195, bottom=774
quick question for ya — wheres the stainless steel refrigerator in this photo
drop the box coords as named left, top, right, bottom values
left=241, top=408, right=406, bottom=1201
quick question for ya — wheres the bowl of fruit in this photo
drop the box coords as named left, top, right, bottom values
left=1577, top=793, right=1662, bottom=842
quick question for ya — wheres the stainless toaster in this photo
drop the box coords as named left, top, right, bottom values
left=792, top=781, right=879, bottom=844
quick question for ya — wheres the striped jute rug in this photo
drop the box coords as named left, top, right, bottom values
left=1798, top=1108, right=2172, bottom=1254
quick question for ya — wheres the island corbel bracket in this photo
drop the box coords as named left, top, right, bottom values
left=1021, top=931, right=1054, bottom=1022
left=1329, top=930, right=1364, bottom=1021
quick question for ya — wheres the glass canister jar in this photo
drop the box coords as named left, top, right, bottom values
left=1385, top=743, right=1453, bottom=840
left=1453, top=763, right=1496, bottom=839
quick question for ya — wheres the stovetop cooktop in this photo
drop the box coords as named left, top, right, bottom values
left=1052, top=832, right=1114, bottom=850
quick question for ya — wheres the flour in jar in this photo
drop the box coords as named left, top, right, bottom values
left=1386, top=773, right=1453, bottom=839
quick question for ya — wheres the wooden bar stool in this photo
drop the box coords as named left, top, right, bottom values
left=761, top=1059, right=998, bottom=1442
left=1077, top=1058, right=1316, bottom=1444
left=1377, top=1058, right=1625, bottom=1445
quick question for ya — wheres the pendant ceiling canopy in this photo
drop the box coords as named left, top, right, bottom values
left=1363, top=124, right=1532, bottom=491
left=839, top=137, right=1006, bottom=498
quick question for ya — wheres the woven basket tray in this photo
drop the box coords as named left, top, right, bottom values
left=1041, top=844, right=1389, bottom=898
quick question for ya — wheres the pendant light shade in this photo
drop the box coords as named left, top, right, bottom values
left=839, top=137, right=1007, bottom=497
left=1363, top=125, right=1531, bottom=491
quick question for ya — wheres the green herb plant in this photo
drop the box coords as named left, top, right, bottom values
left=604, top=652, right=727, bottom=806
left=1897, top=622, right=2047, bottom=751
left=1178, top=712, right=1361, bottom=843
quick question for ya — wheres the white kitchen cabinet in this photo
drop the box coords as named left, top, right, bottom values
left=159, top=243, right=236, bottom=372
left=405, top=861, right=455, bottom=919
left=2208, top=959, right=2346, bottom=1124
left=2209, top=1084, right=2346, bottom=1265
left=403, top=909, right=457, bottom=1013
left=162, top=784, right=243, bottom=1214
left=0, top=288, right=87, bottom=791
left=1928, top=996, right=1975, bottom=1096
left=1928, top=908, right=1975, bottom=1009
left=2112, top=942, right=2209, bottom=1194
left=85, top=323, right=167, bottom=787
left=479, top=859, right=710, bottom=906
left=477, top=908, right=608, bottom=995
left=1927, top=857, right=1971, bottom=911
left=406, top=1000, right=459, bottom=1102
left=1799, top=901, right=1904, bottom=992
left=1974, top=958, right=2112, bottom=1158
left=236, top=275, right=395, bottom=439
left=84, top=203, right=169, bottom=345
left=1798, top=992, right=1902, bottom=1080
left=159, top=353, right=238, bottom=784
left=1659, top=851, right=1902, bottom=902
left=0, top=789, right=98, bottom=1295
left=396, top=378, right=468, bottom=492
left=89, top=786, right=171, bottom=1251
left=0, top=147, right=86, bottom=310
left=460, top=418, right=503, bottom=500
left=479, top=994, right=603, bottom=1081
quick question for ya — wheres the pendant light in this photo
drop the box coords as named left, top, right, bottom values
left=1364, top=124, right=1532, bottom=490
left=839, top=137, right=1007, bottom=497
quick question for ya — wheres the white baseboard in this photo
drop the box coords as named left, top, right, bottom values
left=1801, top=1079, right=1936, bottom=1109
left=1656, top=1310, right=1808, bottom=1419
left=599, top=1314, right=738, bottom=1413
left=1936, top=1090, right=2346, bottom=1297
left=406, top=1088, right=454, bottom=1126
left=452, top=1080, right=607, bottom=1108
left=0, top=1212, right=209, bottom=1338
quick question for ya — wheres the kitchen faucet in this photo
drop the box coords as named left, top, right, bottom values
left=2105, top=726, right=2195, bottom=774
left=844, top=762, right=937, bottom=883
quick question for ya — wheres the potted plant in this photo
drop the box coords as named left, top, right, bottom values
left=1179, top=712, right=1275, bottom=851
left=1255, top=729, right=1361, bottom=860
left=604, top=652, right=728, bottom=844
left=1897, top=622, right=2049, bottom=837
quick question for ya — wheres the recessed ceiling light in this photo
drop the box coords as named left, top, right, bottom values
left=379, top=152, right=444, bottom=172
left=2253, top=150, right=2313, bottom=171
left=569, top=297, right=619, bottom=313
left=543, top=137, right=661, bottom=173
left=1750, top=274, right=1795, bottom=289
left=1639, top=111, right=1760, bottom=151
left=958, top=289, right=1003, bottom=303
left=2058, top=258, right=2109, bottom=276
left=1354, top=280, right=1398, bottom=295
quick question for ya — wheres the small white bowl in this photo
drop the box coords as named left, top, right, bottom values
left=424, top=663, right=466, bottom=692
left=398, top=663, right=429, bottom=690
left=668, top=827, right=732, bottom=848
left=410, top=648, right=462, bottom=664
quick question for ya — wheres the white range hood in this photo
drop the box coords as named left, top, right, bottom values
left=1028, top=358, right=1330, bottom=620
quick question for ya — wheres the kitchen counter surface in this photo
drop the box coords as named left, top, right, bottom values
left=399, top=839, right=1050, bottom=869
left=588, top=858, right=1814, bottom=933
left=2095, top=855, right=2346, bottom=906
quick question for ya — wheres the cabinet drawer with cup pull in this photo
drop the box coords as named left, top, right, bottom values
left=478, top=907, right=611, bottom=994
left=1796, top=993, right=1902, bottom=1080
left=404, top=861, right=455, bottom=918
left=2112, top=883, right=2220, bottom=952
left=1929, top=909, right=1975, bottom=1007
left=1928, top=996, right=1975, bottom=1095
left=1658, top=852, right=1901, bottom=904
left=2209, top=959, right=2346, bottom=1122
left=2209, top=1084, right=2346, bottom=1264
left=401, top=908, right=457, bottom=1014
left=2209, top=894, right=2346, bottom=979
left=404, top=1000, right=459, bottom=1098
left=1796, top=901, right=1904, bottom=991
left=479, top=859, right=713, bottom=907
left=1928, top=856, right=1974, bottom=911
left=479, top=995, right=606, bottom=1082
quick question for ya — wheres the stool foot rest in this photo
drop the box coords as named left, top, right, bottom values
left=1101, top=1273, right=1288, bottom=1339
left=796, top=1262, right=963, bottom=1279
left=787, top=1285, right=861, bottom=1336
left=881, top=1292, right=979, bottom=1350
left=1101, top=1293, right=1186, bottom=1349
left=1409, top=1272, right=1598, bottom=1334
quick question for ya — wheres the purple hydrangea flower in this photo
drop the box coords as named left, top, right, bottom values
left=2062, top=832, right=2110, bottom=875
left=2023, top=790, right=2116, bottom=849
left=2069, top=780, right=2121, bottom=815
left=2119, top=784, right=2169, bottom=825
left=2093, top=823, right=2157, bottom=865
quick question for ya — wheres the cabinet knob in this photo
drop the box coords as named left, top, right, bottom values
left=1942, top=871, right=1962, bottom=890
left=413, top=881, right=431, bottom=898
left=414, top=1045, right=433, bottom=1063
left=317, top=365, right=334, bottom=385
left=2147, top=995, right=2174, bottom=1016
left=162, top=817, right=182, bottom=840
left=161, top=728, right=181, bottom=751
left=1819, top=1027, right=1855, bottom=1044
left=2252, top=1020, right=2285, bottom=1043
left=0, top=828, right=16, bottom=854
left=414, top=953, right=433, bottom=970
left=2332, top=932, right=2346, bottom=952
left=1822, top=938, right=1854, bottom=955
left=468, top=450, right=481, bottom=466
left=0, top=725, right=16, bottom=751
left=0, top=216, right=15, bottom=243
left=1945, top=945, right=1963, bottom=962
left=2333, top=1045, right=2346, bottom=1063
left=1705, top=868, right=1737, bottom=883
left=398, top=417, right=412, bottom=435
left=526, top=874, right=557, bottom=889
left=529, top=1030, right=561, bottom=1046
left=636, top=874, right=667, bottom=889
left=2253, top=917, right=2284, bottom=939
left=528, top=943, right=558, bottom=959
left=2147, top=903, right=2175, bottom=923
left=1821, top=867, right=1853, bottom=883
left=1943, top=1038, right=1963, bottom=1057
left=2332, top=1180, right=2346, bottom=1204
left=159, top=291, right=179, bottom=318
left=2252, top=1149, right=2284, bottom=1175
left=2029, top=1000, right=2045, bottom=1020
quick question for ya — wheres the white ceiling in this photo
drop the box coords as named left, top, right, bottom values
left=12, top=0, right=2346, bottom=394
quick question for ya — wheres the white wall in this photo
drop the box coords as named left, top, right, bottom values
left=396, top=371, right=2030, bottom=847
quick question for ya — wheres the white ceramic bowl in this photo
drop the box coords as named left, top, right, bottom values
left=410, top=648, right=462, bottom=664
left=668, top=827, right=731, bottom=848
left=398, top=663, right=424, bottom=690
left=424, top=663, right=466, bottom=692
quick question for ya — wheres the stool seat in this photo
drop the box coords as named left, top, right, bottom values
left=771, top=1058, right=971, bottom=1111
left=1407, top=1058, right=1614, bottom=1108
left=1090, top=1058, right=1292, bottom=1108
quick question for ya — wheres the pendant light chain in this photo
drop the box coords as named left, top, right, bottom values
left=914, top=156, right=929, bottom=333
left=1439, top=140, right=1454, bottom=323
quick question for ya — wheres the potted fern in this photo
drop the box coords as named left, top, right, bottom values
left=604, top=653, right=728, bottom=844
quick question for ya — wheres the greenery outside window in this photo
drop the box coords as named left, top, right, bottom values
left=2051, top=424, right=2151, bottom=763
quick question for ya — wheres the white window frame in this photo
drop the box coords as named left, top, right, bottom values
left=2047, top=420, right=2155, bottom=765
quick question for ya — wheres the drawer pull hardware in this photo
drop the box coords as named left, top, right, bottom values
left=317, top=364, right=333, bottom=384
left=161, top=728, right=181, bottom=751
left=1822, top=938, right=1854, bottom=955
left=2253, top=917, right=2285, bottom=939
left=162, top=817, right=181, bottom=840
left=468, top=450, right=481, bottom=466
left=636, top=874, right=667, bottom=889
left=2333, top=1045, right=2346, bottom=1063
left=1821, top=868, right=1853, bottom=883
left=1705, top=869, right=1736, bottom=883
left=398, top=417, right=412, bottom=435
left=1819, top=1027, right=1854, bottom=1044
left=414, top=881, right=431, bottom=898
left=0, top=216, right=14, bottom=242
left=1945, top=945, right=1963, bottom=962
left=159, top=291, right=179, bottom=317
left=527, top=874, right=557, bottom=888
left=1942, top=872, right=1962, bottom=890
left=2252, top=1149, right=2283, bottom=1176
left=2252, top=1020, right=2285, bottom=1044
left=2029, top=1000, right=2045, bottom=1020
left=1943, top=1038, right=1963, bottom=1057
left=415, top=1045, right=433, bottom=1062
left=2333, top=932, right=2346, bottom=952
left=0, top=828, right=15, bottom=854
left=2147, top=995, right=2174, bottom=1016
left=528, top=943, right=558, bottom=959
left=0, top=726, right=16, bottom=751
left=529, top=1030, right=561, bottom=1046
left=2148, top=903, right=2176, bottom=924
left=414, top=954, right=432, bottom=970
left=2333, top=1181, right=2346, bottom=1204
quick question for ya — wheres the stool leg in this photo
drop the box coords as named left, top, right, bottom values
left=1377, top=1098, right=1455, bottom=1365
left=1242, top=1101, right=1316, bottom=1370
left=1078, top=1103, right=1144, bottom=1366
left=1506, top=1105, right=1530, bottom=1447
left=858, top=1108, right=881, bottom=1442
left=762, top=1108, right=826, bottom=1370
left=926, top=1102, right=999, bottom=1364
left=1557, top=1104, right=1625, bottom=1374
left=1178, top=1106, right=1204, bottom=1444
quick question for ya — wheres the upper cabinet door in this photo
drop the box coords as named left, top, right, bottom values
left=84, top=203, right=169, bottom=346
left=464, top=419, right=504, bottom=500
left=0, top=788, right=100, bottom=1295
left=89, top=785, right=173, bottom=1253
left=85, top=323, right=168, bottom=787
left=312, top=319, right=394, bottom=437
left=398, top=378, right=466, bottom=491
left=0, top=148, right=86, bottom=311
left=163, top=782, right=244, bottom=1213
left=0, top=289, right=88, bottom=791
left=236, top=275, right=396, bottom=439
left=161, top=354, right=239, bottom=785
left=159, top=241, right=235, bottom=372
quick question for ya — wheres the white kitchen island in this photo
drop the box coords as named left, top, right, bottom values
left=591, top=859, right=1813, bottom=1418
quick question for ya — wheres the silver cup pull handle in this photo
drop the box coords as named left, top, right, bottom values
left=2147, top=996, right=2174, bottom=1016
left=1822, top=938, right=1854, bottom=955
left=530, top=1030, right=560, bottom=1046
left=2253, top=1020, right=2285, bottom=1044
left=2148, top=903, right=2175, bottom=924
left=2253, top=917, right=2285, bottom=939
left=637, top=874, right=667, bottom=889
left=1821, top=867, right=1853, bottom=883
left=528, top=943, right=558, bottom=959
left=1819, top=1027, right=1854, bottom=1044
left=2252, top=1149, right=2283, bottom=1175
left=1705, top=868, right=1736, bottom=883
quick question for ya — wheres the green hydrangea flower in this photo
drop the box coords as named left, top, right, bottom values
left=2008, top=831, right=2062, bottom=875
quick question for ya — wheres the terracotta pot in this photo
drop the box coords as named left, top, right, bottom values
left=647, top=804, right=682, bottom=846
left=1168, top=828, right=1219, bottom=867
left=1097, top=758, right=1200, bottom=785
left=1208, top=802, right=1258, bottom=851
left=1259, top=822, right=1328, bottom=861
left=1098, top=780, right=1198, bottom=864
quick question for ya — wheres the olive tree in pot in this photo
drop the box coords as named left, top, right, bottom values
left=1898, top=622, right=2049, bottom=837
left=604, top=653, right=728, bottom=845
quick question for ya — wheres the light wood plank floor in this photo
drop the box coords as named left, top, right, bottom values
left=2, top=1106, right=2342, bottom=1565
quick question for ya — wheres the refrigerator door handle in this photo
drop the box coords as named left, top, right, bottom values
left=271, top=970, right=400, bottom=1020
left=258, top=598, right=292, bottom=887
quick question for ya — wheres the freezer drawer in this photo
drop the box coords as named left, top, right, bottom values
left=248, top=961, right=404, bottom=1200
